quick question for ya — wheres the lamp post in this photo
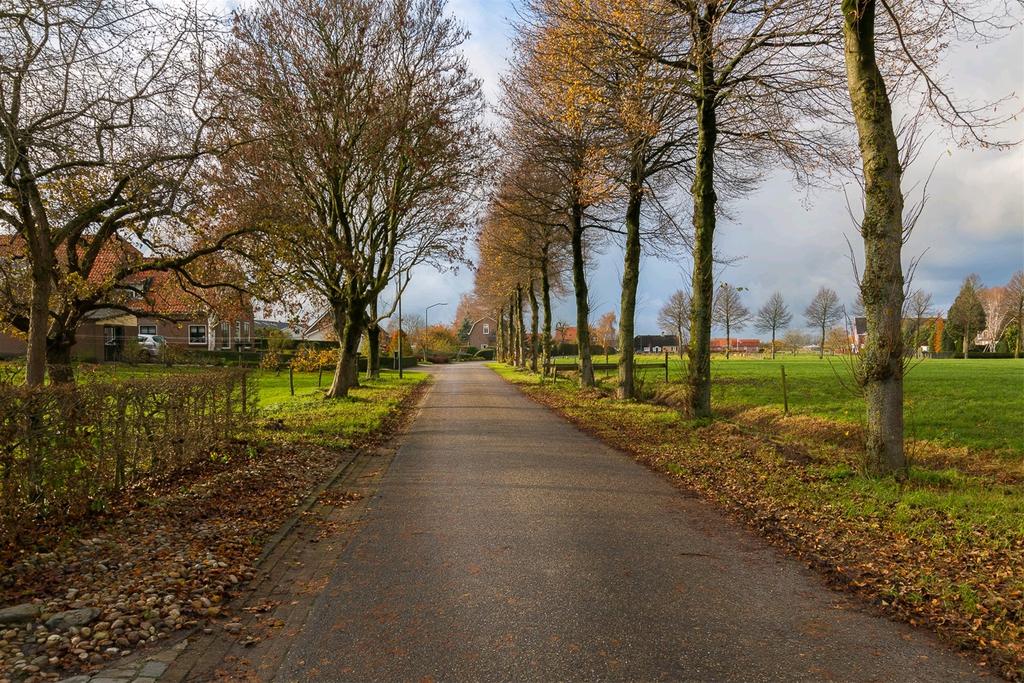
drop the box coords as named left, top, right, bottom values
left=424, top=302, right=448, bottom=361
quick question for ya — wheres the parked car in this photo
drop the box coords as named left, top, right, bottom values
left=138, top=334, right=167, bottom=357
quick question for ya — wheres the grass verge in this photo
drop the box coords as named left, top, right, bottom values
left=490, top=362, right=1024, bottom=680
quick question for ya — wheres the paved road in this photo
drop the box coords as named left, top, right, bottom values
left=278, top=364, right=984, bottom=682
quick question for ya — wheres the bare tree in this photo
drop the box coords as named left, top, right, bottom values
left=0, top=0, right=236, bottom=384
left=905, top=288, right=933, bottom=353
left=804, top=286, right=844, bottom=359
left=754, top=292, right=793, bottom=359
left=595, top=311, right=617, bottom=363
left=782, top=329, right=812, bottom=354
left=219, top=0, right=486, bottom=397
left=712, top=283, right=751, bottom=360
left=657, top=289, right=690, bottom=359
left=978, top=286, right=1011, bottom=352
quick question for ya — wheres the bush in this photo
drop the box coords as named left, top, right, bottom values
left=474, top=348, right=495, bottom=360
left=290, top=345, right=338, bottom=372
left=0, top=370, right=255, bottom=548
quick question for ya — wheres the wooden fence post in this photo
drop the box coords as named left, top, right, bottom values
left=664, top=349, right=669, bottom=382
left=289, top=365, right=295, bottom=397
left=781, top=365, right=789, bottom=415
left=318, top=365, right=323, bottom=387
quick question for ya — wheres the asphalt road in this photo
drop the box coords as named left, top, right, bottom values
left=277, top=363, right=985, bottom=682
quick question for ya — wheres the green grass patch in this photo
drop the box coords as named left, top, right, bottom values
left=255, top=369, right=428, bottom=449
left=546, top=354, right=1024, bottom=455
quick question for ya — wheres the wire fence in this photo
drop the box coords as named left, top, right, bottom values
left=0, top=369, right=254, bottom=548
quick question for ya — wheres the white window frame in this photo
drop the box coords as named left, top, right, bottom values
left=139, top=325, right=156, bottom=336
left=220, top=321, right=231, bottom=349
left=482, top=324, right=490, bottom=335
left=188, top=325, right=208, bottom=345
left=243, top=321, right=250, bottom=340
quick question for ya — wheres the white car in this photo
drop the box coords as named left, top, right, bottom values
left=137, top=334, right=167, bottom=357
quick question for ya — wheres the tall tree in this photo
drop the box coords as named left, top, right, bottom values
left=712, top=283, right=751, bottom=360
left=570, top=0, right=845, bottom=415
left=657, top=289, right=690, bottom=359
left=804, top=286, right=844, bottom=359
left=754, top=292, right=793, bottom=359
left=1005, top=271, right=1024, bottom=359
left=220, top=0, right=486, bottom=397
left=500, top=12, right=620, bottom=388
left=978, top=286, right=1010, bottom=352
left=839, top=0, right=1020, bottom=474
left=0, top=0, right=234, bottom=384
left=946, top=275, right=986, bottom=360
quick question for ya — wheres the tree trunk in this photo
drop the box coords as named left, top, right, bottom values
left=46, top=335, right=76, bottom=384
left=516, top=285, right=527, bottom=369
left=771, top=328, right=777, bottom=360
left=326, top=298, right=363, bottom=398
left=528, top=280, right=539, bottom=373
left=367, top=297, right=380, bottom=378
left=677, top=325, right=684, bottom=359
left=725, top=321, right=731, bottom=360
left=962, top=330, right=969, bottom=359
left=617, top=163, right=643, bottom=399
left=819, top=324, right=826, bottom=359
left=570, top=202, right=594, bottom=387
left=686, top=42, right=717, bottom=418
left=25, top=257, right=52, bottom=387
left=541, top=251, right=553, bottom=375
left=843, top=0, right=906, bottom=475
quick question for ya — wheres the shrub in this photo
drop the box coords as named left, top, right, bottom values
left=0, top=369, right=255, bottom=549
left=474, top=348, right=495, bottom=360
left=290, top=345, right=338, bottom=372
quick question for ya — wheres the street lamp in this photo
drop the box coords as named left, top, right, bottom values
left=424, top=302, right=448, bottom=361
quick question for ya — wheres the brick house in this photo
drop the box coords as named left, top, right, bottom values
left=709, top=338, right=762, bottom=353
left=0, top=236, right=253, bottom=360
left=467, top=316, right=497, bottom=349
left=634, top=334, right=679, bottom=353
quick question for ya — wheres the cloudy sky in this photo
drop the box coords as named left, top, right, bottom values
left=388, top=0, right=1023, bottom=336
left=218, top=0, right=1022, bottom=333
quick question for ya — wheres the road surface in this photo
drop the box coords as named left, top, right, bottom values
left=277, top=363, right=984, bottom=682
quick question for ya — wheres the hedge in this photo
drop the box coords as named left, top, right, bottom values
left=0, top=369, right=254, bottom=548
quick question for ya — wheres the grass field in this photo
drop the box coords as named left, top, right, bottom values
left=255, top=368, right=428, bottom=448
left=554, top=354, right=1024, bottom=455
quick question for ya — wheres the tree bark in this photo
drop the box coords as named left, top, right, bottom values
left=819, top=323, right=826, bottom=359
left=725, top=321, right=731, bottom=360
left=25, top=254, right=52, bottom=387
left=326, top=297, right=363, bottom=398
left=528, top=280, right=539, bottom=373
left=515, top=285, right=527, bottom=369
left=843, top=0, right=906, bottom=475
left=570, top=202, right=595, bottom=387
left=771, top=328, right=777, bottom=360
left=367, top=296, right=380, bottom=378
left=46, top=335, right=76, bottom=384
left=541, top=250, right=553, bottom=375
left=686, top=38, right=717, bottom=418
left=617, top=159, right=643, bottom=399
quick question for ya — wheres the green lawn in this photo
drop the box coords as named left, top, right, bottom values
left=550, top=354, right=1024, bottom=454
left=255, top=368, right=429, bottom=448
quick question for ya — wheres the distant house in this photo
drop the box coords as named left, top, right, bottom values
left=554, top=324, right=577, bottom=344
left=467, top=316, right=497, bottom=349
left=710, top=338, right=761, bottom=353
left=852, top=315, right=945, bottom=354
left=255, top=319, right=300, bottom=339
left=301, top=310, right=390, bottom=350
left=0, top=237, right=253, bottom=361
left=634, top=335, right=679, bottom=353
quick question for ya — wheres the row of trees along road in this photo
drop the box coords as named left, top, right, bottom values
left=1, top=0, right=488, bottom=397
left=473, top=0, right=1019, bottom=476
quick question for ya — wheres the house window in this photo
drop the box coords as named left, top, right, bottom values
left=139, top=325, right=156, bottom=336
left=482, top=324, right=490, bottom=335
left=221, top=321, right=230, bottom=349
left=235, top=321, right=242, bottom=344
left=189, top=325, right=207, bottom=345
left=243, top=322, right=250, bottom=340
